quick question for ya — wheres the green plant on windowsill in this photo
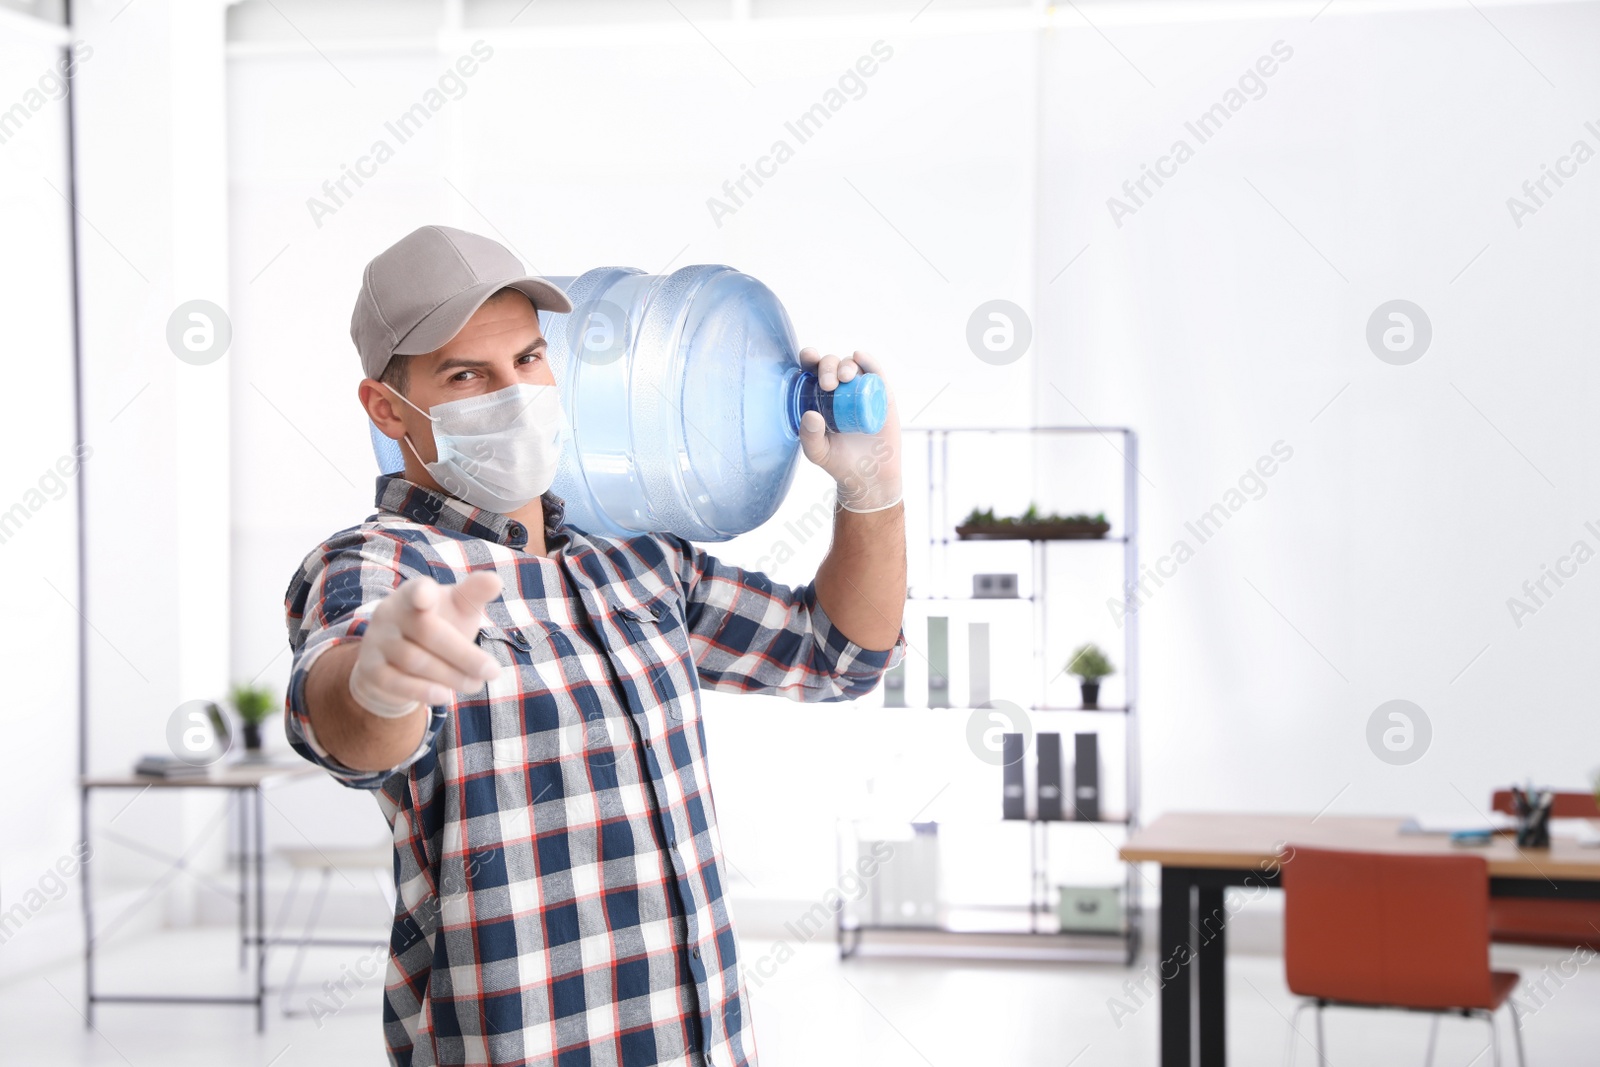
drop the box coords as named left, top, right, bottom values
left=1065, top=643, right=1115, bottom=709
left=230, top=682, right=280, bottom=755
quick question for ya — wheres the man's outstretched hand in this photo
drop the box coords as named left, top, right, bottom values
left=347, top=571, right=505, bottom=718
left=796, top=348, right=903, bottom=514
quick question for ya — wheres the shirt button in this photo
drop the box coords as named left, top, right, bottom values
left=507, top=522, right=525, bottom=539
left=692, top=947, right=700, bottom=959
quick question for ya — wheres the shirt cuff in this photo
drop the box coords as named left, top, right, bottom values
left=807, top=592, right=907, bottom=686
left=285, top=623, right=435, bottom=790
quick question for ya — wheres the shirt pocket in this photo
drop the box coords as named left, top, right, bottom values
left=610, top=596, right=699, bottom=729
left=613, top=595, right=690, bottom=653
left=474, top=624, right=565, bottom=766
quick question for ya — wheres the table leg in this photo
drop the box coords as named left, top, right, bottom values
left=1160, top=866, right=1194, bottom=1067
left=1197, top=885, right=1226, bottom=1066
left=80, top=785, right=94, bottom=1030
left=237, top=791, right=247, bottom=971
left=254, top=786, right=266, bottom=1033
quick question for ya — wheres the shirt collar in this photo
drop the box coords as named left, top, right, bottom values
left=374, top=474, right=567, bottom=551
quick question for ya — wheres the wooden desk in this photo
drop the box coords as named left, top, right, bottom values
left=1121, top=812, right=1600, bottom=1067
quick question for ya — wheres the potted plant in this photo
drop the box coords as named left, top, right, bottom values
left=1065, top=644, right=1115, bottom=709
left=230, top=682, right=279, bottom=756
left=956, top=504, right=1110, bottom=541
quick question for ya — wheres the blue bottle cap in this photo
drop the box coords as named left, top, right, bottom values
left=832, top=373, right=888, bottom=435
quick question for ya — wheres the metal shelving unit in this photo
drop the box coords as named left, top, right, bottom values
left=837, top=426, right=1141, bottom=965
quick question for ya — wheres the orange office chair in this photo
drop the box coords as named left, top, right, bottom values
left=1282, top=846, right=1524, bottom=1067
left=1489, top=790, right=1600, bottom=953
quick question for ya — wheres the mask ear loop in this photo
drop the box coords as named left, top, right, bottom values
left=379, top=382, right=440, bottom=470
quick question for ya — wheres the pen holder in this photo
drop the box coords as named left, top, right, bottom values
left=1511, top=786, right=1553, bottom=849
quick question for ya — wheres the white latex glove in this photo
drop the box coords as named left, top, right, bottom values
left=347, top=571, right=505, bottom=718
left=797, top=348, right=903, bottom=513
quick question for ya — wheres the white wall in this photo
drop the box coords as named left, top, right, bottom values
left=0, top=9, right=85, bottom=977
left=1035, top=0, right=1600, bottom=826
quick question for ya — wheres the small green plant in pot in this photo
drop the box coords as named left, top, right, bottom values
left=230, top=682, right=280, bottom=755
left=1066, top=644, right=1115, bottom=709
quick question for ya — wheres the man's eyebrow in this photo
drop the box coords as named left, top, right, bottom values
left=433, top=357, right=494, bottom=374
left=519, top=337, right=549, bottom=355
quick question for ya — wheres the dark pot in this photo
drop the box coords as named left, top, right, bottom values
left=1079, top=680, right=1100, bottom=710
left=242, top=722, right=263, bottom=752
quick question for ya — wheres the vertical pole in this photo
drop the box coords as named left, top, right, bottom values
left=254, top=785, right=266, bottom=1032
left=1027, top=818, right=1035, bottom=932
left=926, top=430, right=935, bottom=599
left=1036, top=537, right=1047, bottom=707
left=1124, top=430, right=1142, bottom=960
left=1124, top=430, right=1139, bottom=817
left=63, top=4, right=87, bottom=783
left=835, top=818, right=846, bottom=958
left=237, top=792, right=247, bottom=970
left=64, top=2, right=92, bottom=1028
left=1038, top=820, right=1050, bottom=934
left=80, top=785, right=93, bottom=1029
left=938, top=431, right=949, bottom=598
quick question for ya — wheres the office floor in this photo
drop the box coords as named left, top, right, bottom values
left=0, top=929, right=1591, bottom=1066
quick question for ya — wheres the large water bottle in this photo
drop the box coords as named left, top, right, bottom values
left=368, top=264, right=886, bottom=541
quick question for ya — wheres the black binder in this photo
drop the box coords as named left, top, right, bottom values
left=1073, top=732, right=1100, bottom=822
left=1002, top=733, right=1026, bottom=820
left=1036, top=733, right=1063, bottom=821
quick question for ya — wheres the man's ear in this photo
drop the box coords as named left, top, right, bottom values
left=359, top=378, right=406, bottom=440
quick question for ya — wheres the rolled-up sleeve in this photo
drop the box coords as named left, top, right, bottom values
left=282, top=529, right=443, bottom=790
left=656, top=533, right=906, bottom=701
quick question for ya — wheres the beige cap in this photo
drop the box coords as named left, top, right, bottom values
left=350, top=224, right=573, bottom=380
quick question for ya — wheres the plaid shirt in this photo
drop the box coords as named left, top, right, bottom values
left=284, top=474, right=903, bottom=1067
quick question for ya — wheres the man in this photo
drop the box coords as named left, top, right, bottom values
left=284, top=225, right=907, bottom=1067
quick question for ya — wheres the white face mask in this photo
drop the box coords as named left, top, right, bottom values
left=386, top=381, right=568, bottom=514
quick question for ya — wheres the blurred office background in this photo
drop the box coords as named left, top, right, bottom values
left=5, top=0, right=1600, bottom=1063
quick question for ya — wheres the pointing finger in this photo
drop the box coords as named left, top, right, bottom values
left=441, top=571, right=502, bottom=627
left=398, top=611, right=502, bottom=679
left=389, top=637, right=496, bottom=692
